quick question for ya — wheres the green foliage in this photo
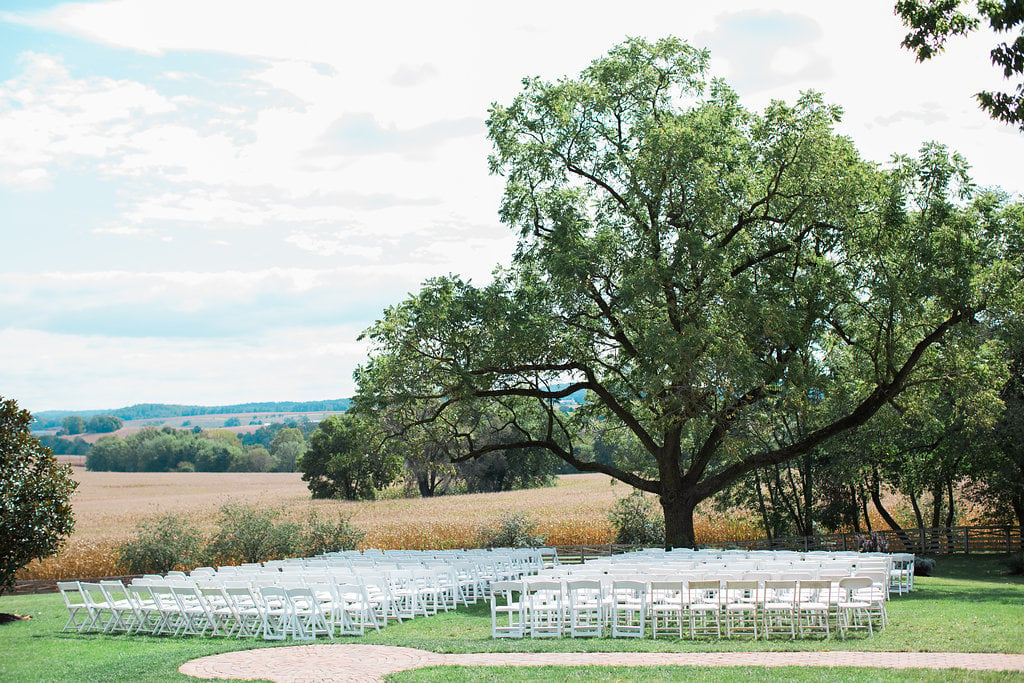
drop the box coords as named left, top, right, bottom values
left=457, top=448, right=561, bottom=494
left=1004, top=552, right=1024, bottom=575
left=608, top=491, right=665, bottom=547
left=37, top=434, right=91, bottom=456
left=915, top=557, right=937, bottom=576
left=203, top=502, right=301, bottom=565
left=268, top=427, right=307, bottom=472
left=84, top=426, right=278, bottom=473
left=60, top=415, right=86, bottom=435
left=117, top=514, right=204, bottom=574
left=476, top=511, right=546, bottom=548
left=355, top=36, right=1024, bottom=548
left=223, top=416, right=242, bottom=427
left=0, top=397, right=77, bottom=594
left=301, top=511, right=366, bottom=555
left=86, top=415, right=123, bottom=433
left=897, top=0, right=1024, bottom=129
left=300, top=413, right=403, bottom=500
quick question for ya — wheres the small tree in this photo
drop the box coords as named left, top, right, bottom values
left=299, top=413, right=402, bottom=500
left=118, top=515, right=204, bottom=574
left=203, top=503, right=300, bottom=565
left=0, top=396, right=77, bottom=594
left=86, top=415, right=123, bottom=433
left=60, top=415, right=87, bottom=435
left=608, top=491, right=665, bottom=546
left=301, top=511, right=366, bottom=555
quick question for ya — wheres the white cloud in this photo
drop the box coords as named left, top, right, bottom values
left=0, top=326, right=369, bottom=411
left=2, top=0, right=1023, bottom=413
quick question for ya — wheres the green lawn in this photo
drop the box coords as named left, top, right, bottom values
left=1, top=554, right=1022, bottom=682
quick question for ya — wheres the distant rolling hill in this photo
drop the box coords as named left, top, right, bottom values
left=32, top=399, right=351, bottom=430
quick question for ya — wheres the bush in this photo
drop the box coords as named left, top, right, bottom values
left=301, top=511, right=366, bottom=555
left=914, top=556, right=937, bottom=576
left=1003, top=552, right=1024, bottom=576
left=477, top=511, right=546, bottom=548
left=203, top=503, right=301, bottom=565
left=855, top=531, right=889, bottom=553
left=608, top=491, right=664, bottom=546
left=1, top=397, right=77, bottom=593
left=118, top=515, right=204, bottom=574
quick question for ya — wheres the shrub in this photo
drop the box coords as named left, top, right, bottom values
left=1, top=397, right=77, bottom=593
left=855, top=531, right=889, bottom=553
left=477, top=511, right=546, bottom=548
left=118, top=515, right=204, bottom=574
left=203, top=503, right=301, bottom=565
left=914, top=556, right=936, bottom=576
left=1003, top=552, right=1024, bottom=576
left=608, top=490, right=664, bottom=546
left=302, top=511, right=366, bottom=555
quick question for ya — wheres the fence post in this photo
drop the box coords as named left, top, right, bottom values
left=964, top=527, right=969, bottom=554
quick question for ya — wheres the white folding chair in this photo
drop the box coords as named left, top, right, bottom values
left=837, top=577, right=874, bottom=638
left=566, top=579, right=604, bottom=638
left=649, top=579, right=686, bottom=639
left=490, top=580, right=526, bottom=638
left=78, top=582, right=115, bottom=633
left=526, top=579, right=564, bottom=638
left=723, top=580, right=760, bottom=639
left=687, top=580, right=722, bottom=638
left=762, top=580, right=797, bottom=640
left=57, top=582, right=89, bottom=633
left=796, top=580, right=831, bottom=638
left=99, top=580, right=140, bottom=634
left=224, top=585, right=262, bottom=638
left=609, top=579, right=647, bottom=638
left=286, top=587, right=332, bottom=640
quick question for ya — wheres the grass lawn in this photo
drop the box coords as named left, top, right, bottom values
left=1, top=553, right=1022, bottom=681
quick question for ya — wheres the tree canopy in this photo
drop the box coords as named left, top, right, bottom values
left=299, top=413, right=403, bottom=500
left=897, top=0, right=1024, bottom=128
left=355, top=37, right=1024, bottom=548
left=1, top=396, right=77, bottom=594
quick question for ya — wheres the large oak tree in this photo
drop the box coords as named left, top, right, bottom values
left=356, top=38, right=1022, bottom=548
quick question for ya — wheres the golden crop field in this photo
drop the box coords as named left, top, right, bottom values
left=20, top=469, right=760, bottom=580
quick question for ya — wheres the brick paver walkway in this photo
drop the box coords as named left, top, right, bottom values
left=179, top=644, right=1024, bottom=682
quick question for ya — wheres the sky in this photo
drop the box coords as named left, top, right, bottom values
left=2, top=1, right=1022, bottom=413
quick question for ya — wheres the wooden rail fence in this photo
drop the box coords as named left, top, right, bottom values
left=701, top=525, right=1023, bottom=555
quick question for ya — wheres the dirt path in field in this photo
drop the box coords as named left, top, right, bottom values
left=179, top=644, right=1024, bottom=682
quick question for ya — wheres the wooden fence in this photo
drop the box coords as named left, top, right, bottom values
left=702, top=525, right=1023, bottom=555
left=11, top=575, right=142, bottom=596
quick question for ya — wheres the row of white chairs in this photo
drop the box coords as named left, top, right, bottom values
left=556, top=548, right=912, bottom=597
left=58, top=547, right=546, bottom=640
left=490, top=575, right=886, bottom=641
left=58, top=579, right=383, bottom=639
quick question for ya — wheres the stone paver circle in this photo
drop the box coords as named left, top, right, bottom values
left=179, top=644, right=1024, bottom=682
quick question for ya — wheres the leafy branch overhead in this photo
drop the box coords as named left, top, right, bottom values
left=356, top=37, right=1024, bottom=548
left=897, top=0, right=1024, bottom=129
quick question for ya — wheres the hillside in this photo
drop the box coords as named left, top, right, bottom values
left=32, top=399, right=351, bottom=430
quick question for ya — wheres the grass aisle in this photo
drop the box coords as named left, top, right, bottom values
left=1, top=554, right=1022, bottom=681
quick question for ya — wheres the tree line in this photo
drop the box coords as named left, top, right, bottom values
left=31, top=399, right=351, bottom=430
left=86, top=423, right=312, bottom=473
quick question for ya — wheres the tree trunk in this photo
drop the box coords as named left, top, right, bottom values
left=802, top=454, right=814, bottom=538
left=660, top=487, right=699, bottom=549
left=849, top=484, right=863, bottom=533
left=930, top=481, right=943, bottom=529
left=416, top=473, right=434, bottom=498
left=754, top=470, right=773, bottom=541
left=1012, top=496, right=1024, bottom=544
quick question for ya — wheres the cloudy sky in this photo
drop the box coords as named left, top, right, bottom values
left=2, top=0, right=1022, bottom=413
